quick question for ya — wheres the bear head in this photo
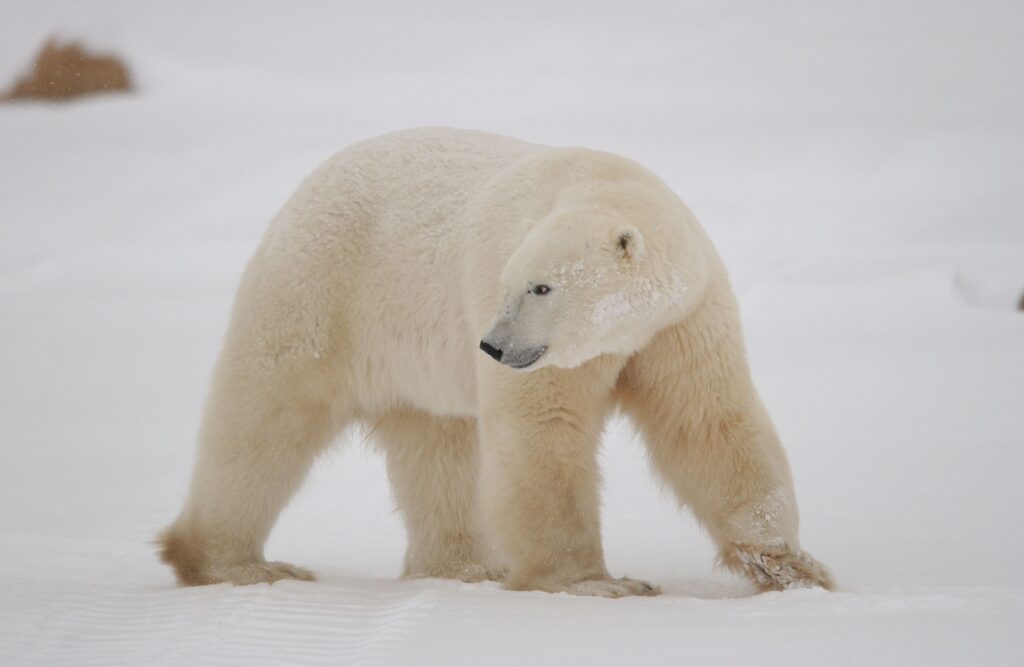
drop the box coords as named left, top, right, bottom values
left=480, top=186, right=700, bottom=371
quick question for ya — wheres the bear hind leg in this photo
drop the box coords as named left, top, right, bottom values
left=159, top=362, right=345, bottom=586
left=376, top=410, right=503, bottom=583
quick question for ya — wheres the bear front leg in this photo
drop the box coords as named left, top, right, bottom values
left=477, top=358, right=659, bottom=598
left=617, top=289, right=834, bottom=592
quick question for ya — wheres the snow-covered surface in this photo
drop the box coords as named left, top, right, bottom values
left=2, top=1, right=1022, bottom=664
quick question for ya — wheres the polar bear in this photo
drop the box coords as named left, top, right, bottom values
left=159, top=128, right=833, bottom=596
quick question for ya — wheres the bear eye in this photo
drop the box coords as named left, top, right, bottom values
left=530, top=284, right=551, bottom=296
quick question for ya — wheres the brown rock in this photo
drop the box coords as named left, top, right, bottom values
left=2, top=39, right=132, bottom=102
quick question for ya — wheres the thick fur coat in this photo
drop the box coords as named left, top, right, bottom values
left=160, top=128, right=832, bottom=596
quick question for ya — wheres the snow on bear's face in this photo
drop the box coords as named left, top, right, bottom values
left=480, top=214, right=689, bottom=371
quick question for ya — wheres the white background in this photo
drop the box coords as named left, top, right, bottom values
left=1, top=1, right=1022, bottom=664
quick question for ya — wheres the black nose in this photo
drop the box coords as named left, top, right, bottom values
left=479, top=340, right=503, bottom=361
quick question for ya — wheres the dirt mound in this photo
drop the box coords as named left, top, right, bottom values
left=2, top=39, right=133, bottom=102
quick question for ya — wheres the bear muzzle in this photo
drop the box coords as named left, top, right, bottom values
left=478, top=338, right=547, bottom=370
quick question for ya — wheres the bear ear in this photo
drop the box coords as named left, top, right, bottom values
left=613, top=225, right=645, bottom=261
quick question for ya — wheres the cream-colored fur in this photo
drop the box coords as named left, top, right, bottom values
left=159, top=127, right=833, bottom=596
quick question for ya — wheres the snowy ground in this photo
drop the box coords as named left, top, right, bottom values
left=2, top=1, right=1022, bottom=665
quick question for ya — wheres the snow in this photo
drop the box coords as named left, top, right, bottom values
left=1, top=0, right=1022, bottom=664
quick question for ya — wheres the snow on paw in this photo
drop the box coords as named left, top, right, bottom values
left=563, top=577, right=661, bottom=598
left=722, top=542, right=834, bottom=592
left=456, top=562, right=508, bottom=583
left=403, top=559, right=507, bottom=583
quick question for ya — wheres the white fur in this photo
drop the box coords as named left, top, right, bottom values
left=159, top=128, right=833, bottom=595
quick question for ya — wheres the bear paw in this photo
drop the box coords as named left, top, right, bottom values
left=159, top=528, right=316, bottom=586
left=562, top=577, right=661, bottom=598
left=454, top=562, right=508, bottom=583
left=204, top=561, right=316, bottom=586
left=404, top=561, right=507, bottom=583
left=722, top=542, right=834, bottom=592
